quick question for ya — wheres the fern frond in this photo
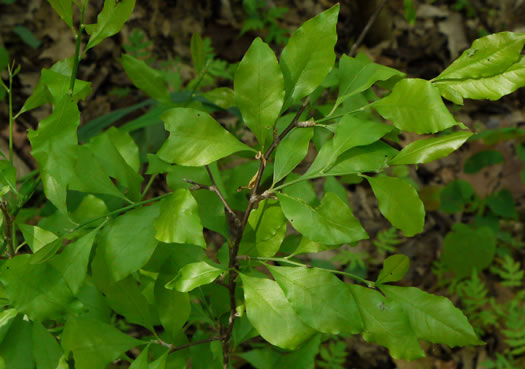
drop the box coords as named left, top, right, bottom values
left=490, top=255, right=524, bottom=287
left=373, top=227, right=403, bottom=253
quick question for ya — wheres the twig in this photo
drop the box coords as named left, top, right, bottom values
left=221, top=97, right=311, bottom=368
left=154, top=336, right=224, bottom=353
left=349, top=0, right=387, bottom=57
left=0, top=201, right=14, bottom=258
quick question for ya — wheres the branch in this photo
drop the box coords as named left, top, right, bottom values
left=221, top=97, right=311, bottom=368
left=349, top=0, right=387, bottom=57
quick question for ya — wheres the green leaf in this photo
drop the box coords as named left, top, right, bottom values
left=98, top=276, right=155, bottom=329
left=46, top=0, right=73, bottom=28
left=348, top=285, right=424, bottom=360
left=0, top=309, right=17, bottom=343
left=201, top=87, right=235, bottom=109
left=18, top=224, right=58, bottom=253
left=434, top=32, right=525, bottom=81
left=191, top=33, right=205, bottom=73
left=434, top=55, right=525, bottom=101
left=154, top=273, right=190, bottom=337
left=0, top=160, right=16, bottom=195
left=41, top=69, right=92, bottom=103
left=486, top=189, right=517, bottom=219
left=12, top=25, right=41, bottom=49
left=325, top=141, right=398, bottom=176
left=235, top=37, right=284, bottom=147
left=166, top=261, right=224, bottom=292
left=365, top=175, right=425, bottom=237
left=372, top=79, right=459, bottom=134
left=280, top=4, right=339, bottom=105
left=464, top=150, right=504, bottom=173
left=70, top=194, right=109, bottom=226
left=277, top=192, right=368, bottom=245
left=68, top=145, right=128, bottom=201
left=268, top=266, right=363, bottom=335
left=158, top=108, right=254, bottom=166
left=32, top=322, right=62, bottom=369
left=129, top=344, right=150, bottom=369
left=440, top=179, right=476, bottom=213
left=441, top=224, right=496, bottom=278
left=62, top=316, right=142, bottom=369
left=0, top=317, right=34, bottom=369
left=380, top=285, right=483, bottom=346
left=390, top=131, right=472, bottom=165
left=240, top=199, right=287, bottom=257
left=27, top=96, right=79, bottom=213
left=334, top=54, right=404, bottom=112
left=0, top=255, right=73, bottom=321
left=85, top=0, right=136, bottom=51
left=306, top=116, right=392, bottom=176
left=94, top=204, right=159, bottom=282
left=50, top=227, right=98, bottom=294
left=240, top=273, right=316, bottom=350
left=273, top=127, right=313, bottom=184
left=122, top=54, right=171, bottom=104
left=153, top=189, right=206, bottom=247
left=376, top=254, right=410, bottom=285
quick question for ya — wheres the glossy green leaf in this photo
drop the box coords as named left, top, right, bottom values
left=46, top=0, right=73, bottom=28
left=32, top=322, right=62, bottom=369
left=166, top=261, right=224, bottom=292
left=390, top=131, right=472, bottom=165
left=18, top=224, right=58, bottom=253
left=240, top=273, right=315, bottom=350
left=365, top=175, right=425, bottom=237
left=0, top=317, right=34, bottom=369
left=30, top=237, right=63, bottom=264
left=372, top=79, right=459, bottom=134
left=0, top=309, right=17, bottom=344
left=434, top=55, right=525, bottom=102
left=268, top=266, right=363, bottom=335
left=154, top=273, right=190, bottom=337
left=486, top=189, right=517, bottom=218
left=27, top=96, right=79, bottom=213
left=277, top=192, right=368, bottom=245
left=235, top=37, right=284, bottom=147
left=464, top=150, right=504, bottom=173
left=50, top=227, right=99, bottom=294
left=376, top=254, right=410, bottom=285
left=122, top=54, right=171, bottom=104
left=240, top=199, right=287, bottom=257
left=273, top=127, right=313, bottom=184
left=380, top=284, right=483, bottom=346
left=129, top=344, right=150, bottom=369
left=306, top=116, right=392, bottom=176
left=70, top=194, right=109, bottom=226
left=441, top=224, right=496, bottom=278
left=280, top=4, right=339, bottom=105
left=434, top=32, right=525, bottom=81
left=62, top=316, right=142, bottom=369
left=348, top=284, right=425, bottom=360
left=95, top=204, right=159, bottom=282
left=158, top=108, right=254, bottom=166
left=154, top=189, right=205, bottom=247
left=349, top=285, right=424, bottom=360
left=325, top=141, right=398, bottom=176
left=0, top=255, right=73, bottom=321
left=334, top=54, right=405, bottom=112
left=85, top=0, right=136, bottom=51
left=201, top=87, right=235, bottom=109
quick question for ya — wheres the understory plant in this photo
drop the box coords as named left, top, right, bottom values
left=2, top=1, right=525, bottom=368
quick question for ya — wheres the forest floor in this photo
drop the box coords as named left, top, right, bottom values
left=1, top=0, right=525, bottom=368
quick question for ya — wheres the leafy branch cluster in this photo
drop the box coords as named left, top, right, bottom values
left=1, top=1, right=525, bottom=369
